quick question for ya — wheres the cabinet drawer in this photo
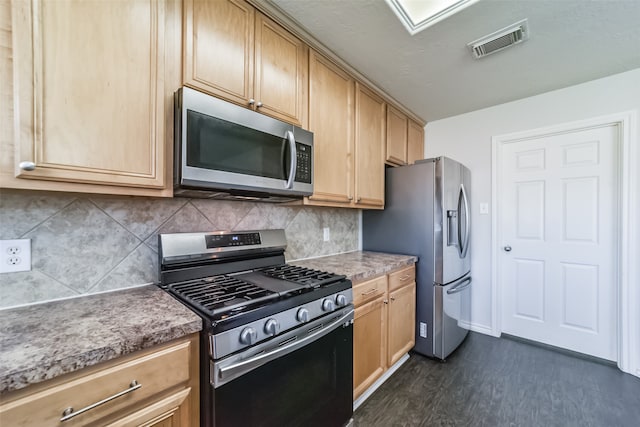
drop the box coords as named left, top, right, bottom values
left=0, top=340, right=192, bottom=426
left=388, top=265, right=415, bottom=292
left=353, top=275, right=387, bottom=306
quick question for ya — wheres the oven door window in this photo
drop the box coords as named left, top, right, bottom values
left=186, top=110, right=291, bottom=181
left=214, top=324, right=353, bottom=427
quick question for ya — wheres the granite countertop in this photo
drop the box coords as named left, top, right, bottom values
left=0, top=285, right=202, bottom=395
left=292, top=251, right=417, bottom=283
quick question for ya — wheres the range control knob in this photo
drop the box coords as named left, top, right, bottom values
left=296, top=308, right=310, bottom=323
left=335, top=294, right=348, bottom=307
left=239, top=327, right=257, bottom=345
left=264, top=318, right=280, bottom=336
left=322, top=299, right=335, bottom=312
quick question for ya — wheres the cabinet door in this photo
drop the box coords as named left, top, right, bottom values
left=183, top=0, right=254, bottom=106
left=407, top=119, right=424, bottom=165
left=254, top=13, right=308, bottom=126
left=388, top=282, right=416, bottom=366
left=307, top=50, right=354, bottom=205
left=386, top=105, right=407, bottom=166
left=354, top=83, right=385, bottom=208
left=12, top=0, right=168, bottom=188
left=106, top=388, right=192, bottom=427
left=353, top=295, right=387, bottom=400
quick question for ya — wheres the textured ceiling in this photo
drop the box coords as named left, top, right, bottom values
left=269, top=0, right=640, bottom=122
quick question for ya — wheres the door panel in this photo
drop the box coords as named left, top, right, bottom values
left=437, top=157, right=471, bottom=284
left=499, top=124, right=618, bottom=360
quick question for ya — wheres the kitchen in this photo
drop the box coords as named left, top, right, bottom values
left=1, top=0, right=640, bottom=426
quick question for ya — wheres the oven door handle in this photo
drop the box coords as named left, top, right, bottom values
left=215, top=308, right=354, bottom=387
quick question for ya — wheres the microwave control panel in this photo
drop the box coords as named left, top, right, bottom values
left=295, top=143, right=312, bottom=184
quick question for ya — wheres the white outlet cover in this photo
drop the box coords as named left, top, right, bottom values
left=479, top=203, right=489, bottom=215
left=323, top=227, right=330, bottom=242
left=0, top=239, right=31, bottom=273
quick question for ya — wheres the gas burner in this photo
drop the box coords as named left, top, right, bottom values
left=167, top=275, right=278, bottom=320
left=258, top=265, right=345, bottom=288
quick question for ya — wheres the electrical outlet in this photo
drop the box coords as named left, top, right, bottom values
left=323, top=227, right=330, bottom=242
left=0, top=239, right=31, bottom=273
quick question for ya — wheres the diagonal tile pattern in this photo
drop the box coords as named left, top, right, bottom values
left=0, top=189, right=360, bottom=309
left=24, top=199, right=140, bottom=293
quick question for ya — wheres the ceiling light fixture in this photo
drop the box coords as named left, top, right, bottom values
left=385, top=0, right=479, bottom=35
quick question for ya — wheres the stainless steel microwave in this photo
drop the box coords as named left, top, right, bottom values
left=174, top=87, right=313, bottom=201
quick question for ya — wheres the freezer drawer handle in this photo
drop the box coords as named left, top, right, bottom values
left=446, top=277, right=472, bottom=295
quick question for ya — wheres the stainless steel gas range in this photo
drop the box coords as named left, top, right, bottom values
left=158, top=229, right=354, bottom=427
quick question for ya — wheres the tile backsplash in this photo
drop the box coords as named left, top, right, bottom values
left=0, top=190, right=360, bottom=309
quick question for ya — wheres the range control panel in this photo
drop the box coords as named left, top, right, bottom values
left=206, top=232, right=262, bottom=248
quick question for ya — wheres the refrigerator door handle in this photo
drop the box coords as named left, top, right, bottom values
left=446, top=277, right=472, bottom=295
left=458, top=183, right=471, bottom=258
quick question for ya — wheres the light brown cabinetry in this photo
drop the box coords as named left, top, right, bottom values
left=352, top=265, right=416, bottom=400
left=183, top=0, right=308, bottom=126
left=386, top=106, right=424, bottom=166
left=354, top=83, right=386, bottom=209
left=0, top=334, right=199, bottom=426
left=4, top=0, right=178, bottom=196
left=306, top=50, right=354, bottom=205
left=305, top=56, right=385, bottom=209
left=386, top=105, right=408, bottom=166
left=407, top=119, right=425, bottom=165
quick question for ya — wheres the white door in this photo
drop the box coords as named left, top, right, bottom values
left=499, top=124, right=618, bottom=361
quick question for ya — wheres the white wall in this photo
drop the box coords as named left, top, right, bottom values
left=424, top=69, right=640, bottom=355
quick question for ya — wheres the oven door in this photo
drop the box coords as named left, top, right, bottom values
left=211, top=308, right=354, bottom=427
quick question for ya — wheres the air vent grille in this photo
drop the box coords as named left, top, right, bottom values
left=468, top=19, right=529, bottom=59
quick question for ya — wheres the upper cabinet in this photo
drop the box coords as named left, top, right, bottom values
left=183, top=0, right=308, bottom=127
left=407, top=119, right=425, bottom=165
left=385, top=106, right=424, bottom=166
left=354, top=83, right=385, bottom=209
left=306, top=50, right=354, bottom=205
left=5, top=0, right=178, bottom=195
left=306, top=53, right=385, bottom=209
left=386, top=105, right=408, bottom=166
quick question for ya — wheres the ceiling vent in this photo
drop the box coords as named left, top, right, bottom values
left=468, top=19, right=529, bottom=59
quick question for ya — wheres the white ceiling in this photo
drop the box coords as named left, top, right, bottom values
left=268, top=0, right=640, bottom=122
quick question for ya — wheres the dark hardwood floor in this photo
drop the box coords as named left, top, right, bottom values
left=353, top=332, right=640, bottom=427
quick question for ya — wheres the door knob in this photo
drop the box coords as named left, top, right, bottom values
left=503, top=246, right=512, bottom=252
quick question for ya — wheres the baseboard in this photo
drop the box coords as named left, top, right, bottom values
left=459, top=321, right=496, bottom=337
left=353, top=353, right=410, bottom=411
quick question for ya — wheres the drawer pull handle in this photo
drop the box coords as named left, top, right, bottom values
left=399, top=275, right=410, bottom=281
left=361, top=288, right=377, bottom=296
left=60, top=380, right=141, bottom=422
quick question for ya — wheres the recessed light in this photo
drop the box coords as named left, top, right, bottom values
left=385, top=0, right=479, bottom=35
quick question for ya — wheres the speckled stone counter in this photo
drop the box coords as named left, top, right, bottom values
left=0, top=285, right=201, bottom=395
left=292, top=251, right=417, bottom=283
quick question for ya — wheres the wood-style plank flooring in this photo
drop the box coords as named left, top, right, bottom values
left=353, top=332, right=640, bottom=426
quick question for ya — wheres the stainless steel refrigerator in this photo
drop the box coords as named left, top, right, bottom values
left=363, top=156, right=471, bottom=360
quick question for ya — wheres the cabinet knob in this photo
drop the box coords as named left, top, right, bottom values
left=19, top=161, right=36, bottom=171
left=248, top=98, right=255, bottom=106
left=256, top=101, right=263, bottom=108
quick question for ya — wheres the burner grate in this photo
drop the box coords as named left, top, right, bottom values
left=167, top=275, right=278, bottom=319
left=259, top=265, right=345, bottom=288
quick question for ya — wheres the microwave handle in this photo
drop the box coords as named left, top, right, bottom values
left=284, top=130, right=297, bottom=189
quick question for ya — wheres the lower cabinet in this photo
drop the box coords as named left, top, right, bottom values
left=353, top=294, right=387, bottom=399
left=0, top=334, right=199, bottom=427
left=353, top=265, right=416, bottom=400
